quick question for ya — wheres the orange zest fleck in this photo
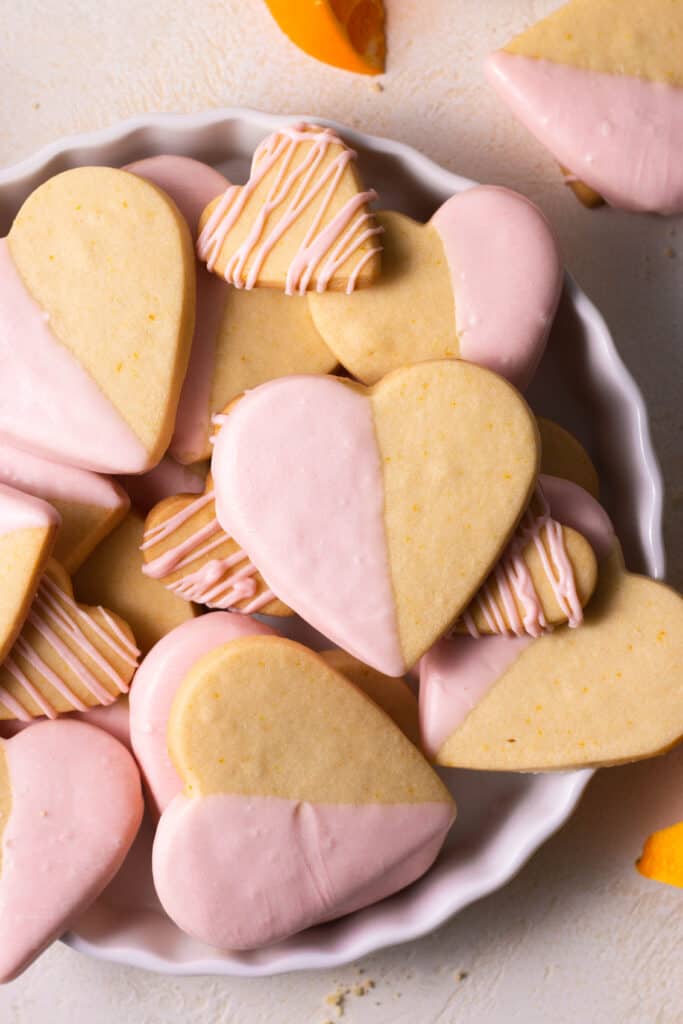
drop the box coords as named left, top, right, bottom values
left=637, top=820, right=683, bottom=888
left=264, top=0, right=386, bottom=75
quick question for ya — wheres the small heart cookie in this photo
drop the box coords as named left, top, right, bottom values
left=537, top=417, right=599, bottom=498
left=197, top=123, right=382, bottom=295
left=0, top=439, right=129, bottom=573
left=73, top=512, right=197, bottom=656
left=308, top=186, right=562, bottom=389
left=420, top=483, right=683, bottom=770
left=0, top=560, right=139, bottom=721
left=141, top=475, right=291, bottom=616
left=0, top=484, right=59, bottom=664
left=211, top=361, right=539, bottom=675
left=152, top=635, right=454, bottom=949
left=0, top=166, right=195, bottom=472
left=128, top=155, right=337, bottom=464
left=0, top=719, right=142, bottom=982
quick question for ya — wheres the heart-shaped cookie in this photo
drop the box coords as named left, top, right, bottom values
left=211, top=361, right=539, bottom=675
left=140, top=476, right=291, bottom=616
left=152, top=635, right=454, bottom=949
left=307, top=185, right=562, bottom=389
left=0, top=439, right=129, bottom=573
left=128, top=155, right=337, bottom=464
left=118, top=454, right=206, bottom=516
left=420, top=482, right=683, bottom=769
left=0, top=166, right=195, bottom=473
left=537, top=417, right=599, bottom=498
left=197, top=123, right=382, bottom=295
left=0, top=719, right=142, bottom=982
left=0, top=484, right=59, bottom=664
left=486, top=0, right=683, bottom=214
left=0, top=560, right=139, bottom=721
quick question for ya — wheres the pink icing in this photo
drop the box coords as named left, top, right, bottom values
left=211, top=376, right=404, bottom=676
left=126, top=156, right=231, bottom=465
left=0, top=238, right=148, bottom=473
left=0, top=481, right=59, bottom=539
left=0, top=441, right=128, bottom=513
left=431, top=186, right=561, bottom=390
left=540, top=474, right=615, bottom=561
left=197, top=124, right=382, bottom=296
left=487, top=53, right=683, bottom=214
left=0, top=698, right=131, bottom=749
left=152, top=793, right=454, bottom=950
left=419, top=635, right=531, bottom=758
left=129, top=613, right=275, bottom=817
left=0, top=720, right=143, bottom=982
left=118, top=455, right=205, bottom=515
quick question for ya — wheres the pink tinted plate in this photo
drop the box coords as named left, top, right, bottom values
left=0, top=110, right=663, bottom=976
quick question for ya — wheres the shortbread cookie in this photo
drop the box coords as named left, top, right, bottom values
left=211, top=362, right=539, bottom=675
left=537, top=417, right=599, bottom=498
left=119, top=455, right=206, bottom=515
left=141, top=476, right=291, bottom=616
left=0, top=166, right=195, bottom=472
left=197, top=123, right=382, bottom=294
left=308, top=186, right=562, bottom=389
left=487, top=0, right=683, bottom=213
left=420, top=484, right=683, bottom=770
left=0, top=720, right=142, bottom=982
left=73, top=512, right=196, bottom=655
left=0, top=484, right=59, bottom=664
left=0, top=439, right=129, bottom=572
left=0, top=560, right=139, bottom=721
left=128, top=155, right=337, bottom=464
left=152, top=636, right=455, bottom=949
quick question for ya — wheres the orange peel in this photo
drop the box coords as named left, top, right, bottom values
left=264, top=0, right=386, bottom=75
left=637, top=821, right=683, bottom=889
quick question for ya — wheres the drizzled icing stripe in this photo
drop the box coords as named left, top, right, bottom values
left=0, top=577, right=140, bottom=721
left=461, top=484, right=583, bottom=639
left=141, top=489, right=275, bottom=614
left=197, top=124, right=383, bottom=296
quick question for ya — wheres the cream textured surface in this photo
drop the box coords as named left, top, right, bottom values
left=1, top=1, right=682, bottom=1020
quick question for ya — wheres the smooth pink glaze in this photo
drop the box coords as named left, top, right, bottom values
left=197, top=124, right=382, bottom=296
left=118, top=455, right=205, bottom=515
left=0, top=239, right=148, bottom=473
left=419, top=477, right=617, bottom=755
left=129, top=614, right=275, bottom=817
left=211, top=376, right=404, bottom=676
left=0, top=440, right=128, bottom=513
left=126, top=156, right=231, bottom=465
left=419, top=635, right=531, bottom=758
left=487, top=53, right=683, bottom=214
left=0, top=481, right=59, bottom=539
left=0, top=720, right=143, bottom=982
left=0, top=699, right=131, bottom=749
left=431, top=186, right=561, bottom=390
left=152, top=793, right=454, bottom=950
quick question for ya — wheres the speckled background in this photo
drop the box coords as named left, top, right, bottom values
left=1, top=2, right=682, bottom=1021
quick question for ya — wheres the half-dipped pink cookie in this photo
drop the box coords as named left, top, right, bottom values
left=308, top=185, right=562, bottom=389
left=152, top=635, right=455, bottom=949
left=0, top=439, right=129, bottom=573
left=420, top=479, right=683, bottom=770
left=0, top=719, right=143, bottom=981
left=487, top=0, right=683, bottom=213
left=128, top=154, right=336, bottom=464
left=211, top=361, right=539, bottom=676
left=0, top=166, right=195, bottom=473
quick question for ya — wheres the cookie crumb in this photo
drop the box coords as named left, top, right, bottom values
left=456, top=970, right=469, bottom=982
left=372, top=81, right=384, bottom=92
left=665, top=247, right=677, bottom=259
left=352, top=979, right=375, bottom=996
left=32, top=101, right=41, bottom=110
left=324, top=987, right=348, bottom=1017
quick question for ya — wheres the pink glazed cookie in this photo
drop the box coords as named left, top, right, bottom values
left=0, top=719, right=143, bottom=981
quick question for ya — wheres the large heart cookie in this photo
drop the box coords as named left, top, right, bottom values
left=152, top=635, right=454, bottom=949
left=128, top=155, right=336, bottom=464
left=0, top=560, right=139, bottom=721
left=211, top=361, right=539, bottom=675
left=0, top=166, right=195, bottom=472
left=0, top=484, right=59, bottom=664
left=420, top=482, right=683, bottom=769
left=0, top=719, right=142, bottom=982
left=308, top=186, right=562, bottom=389
left=140, top=476, right=291, bottom=616
left=197, top=123, right=382, bottom=294
left=487, top=0, right=683, bottom=213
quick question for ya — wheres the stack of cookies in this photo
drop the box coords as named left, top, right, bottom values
left=0, top=122, right=681, bottom=979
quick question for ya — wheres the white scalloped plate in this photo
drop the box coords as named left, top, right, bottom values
left=0, top=110, right=664, bottom=976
